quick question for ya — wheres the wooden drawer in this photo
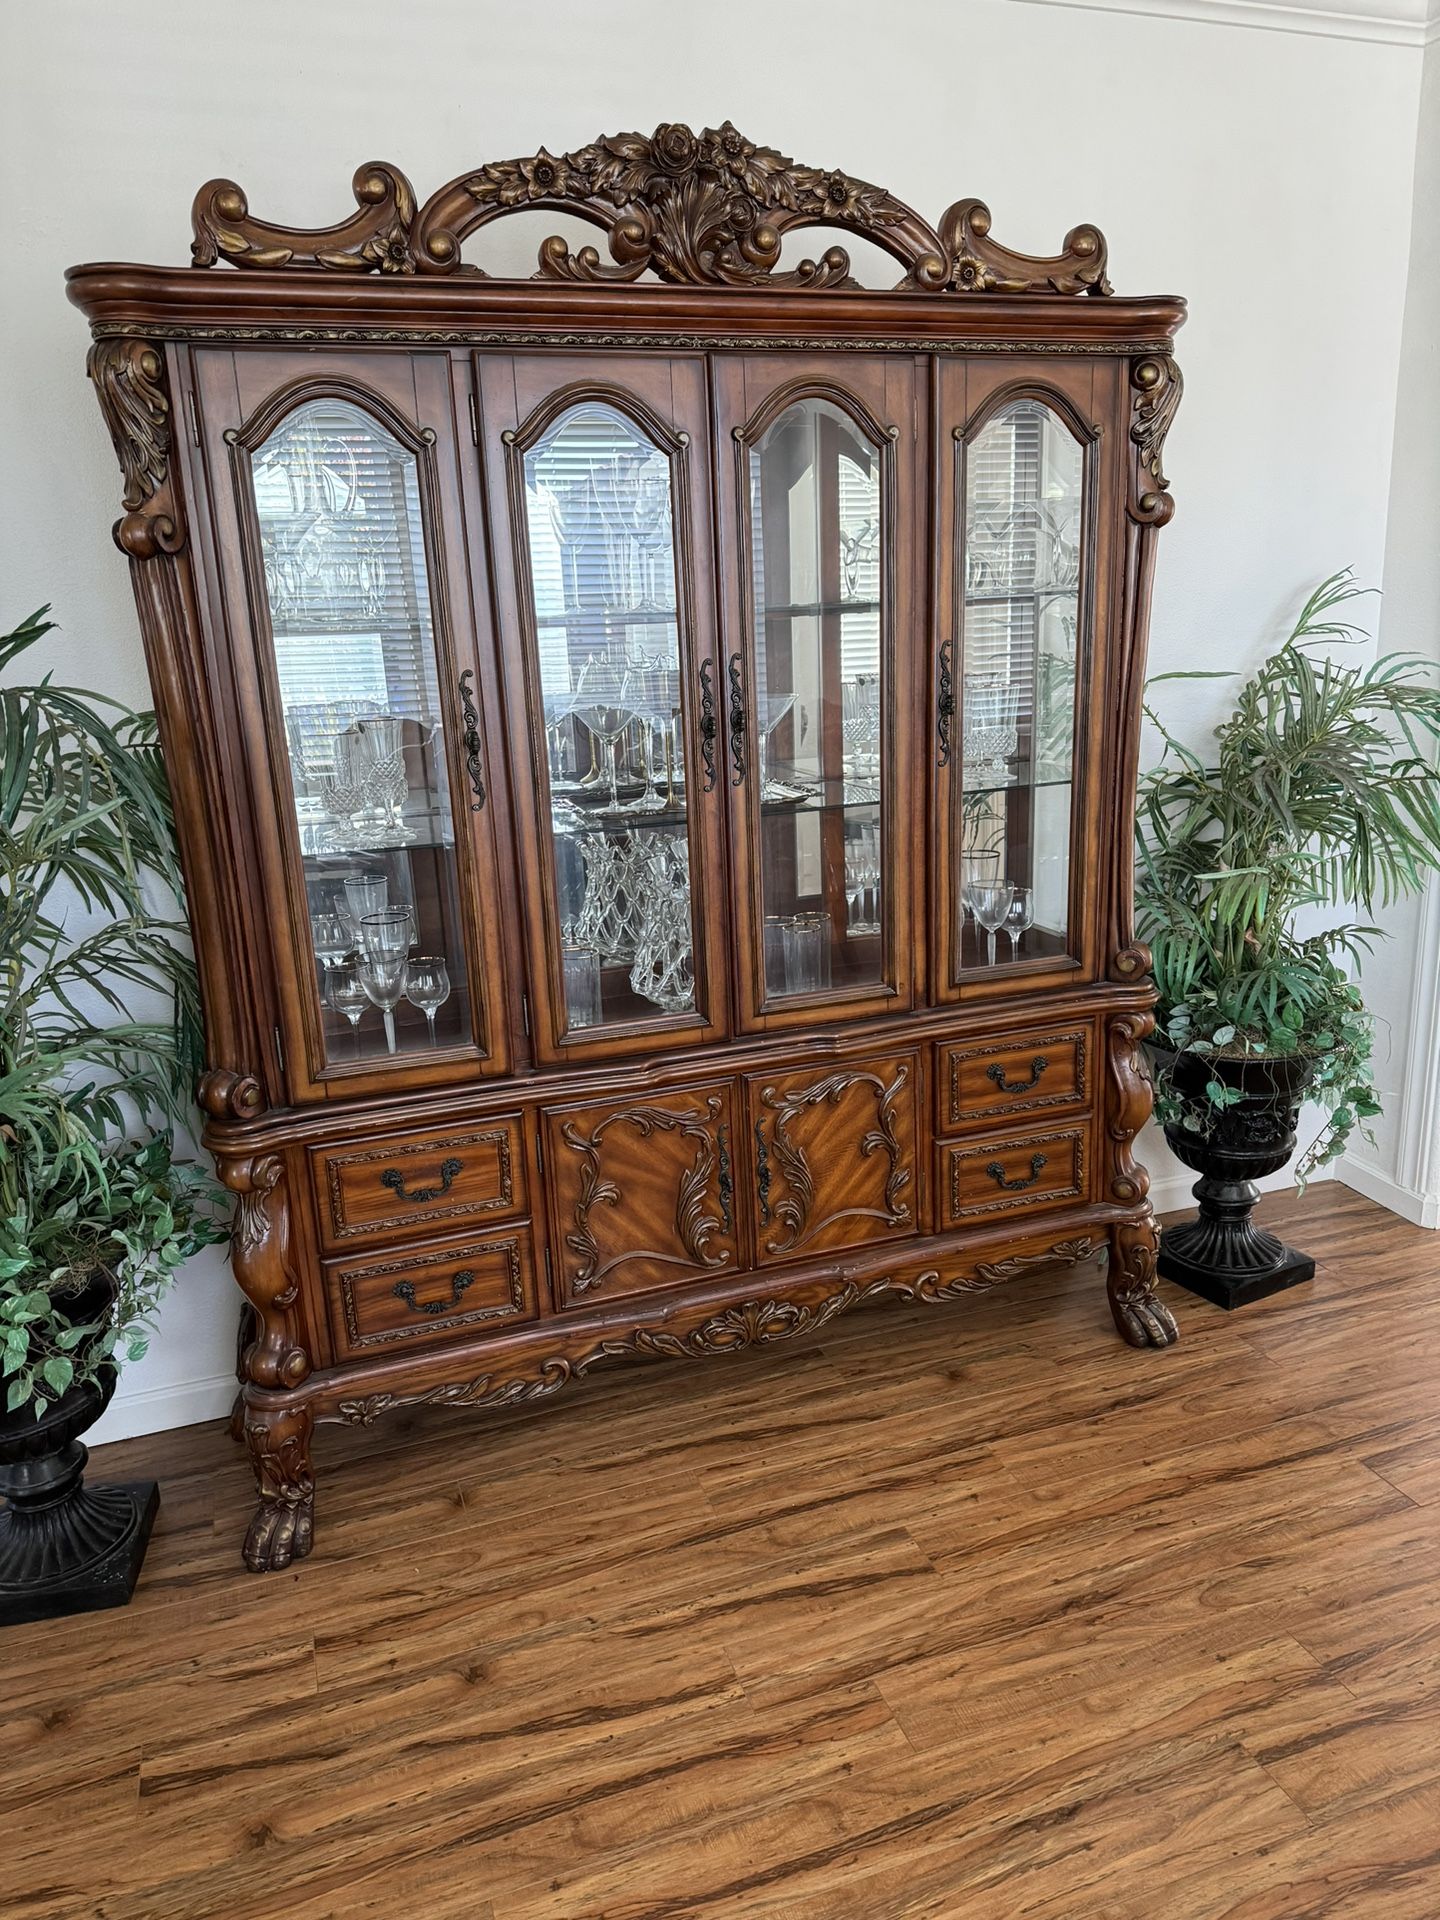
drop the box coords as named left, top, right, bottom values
left=938, top=1023, right=1091, bottom=1133
left=313, top=1117, right=526, bottom=1249
left=940, top=1123, right=1089, bottom=1226
left=323, top=1228, right=537, bottom=1361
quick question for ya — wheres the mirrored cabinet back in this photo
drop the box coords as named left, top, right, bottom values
left=68, top=125, right=1185, bottom=1571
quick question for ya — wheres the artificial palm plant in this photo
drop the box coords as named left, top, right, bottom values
left=0, top=606, right=223, bottom=1422
left=1137, top=571, right=1440, bottom=1189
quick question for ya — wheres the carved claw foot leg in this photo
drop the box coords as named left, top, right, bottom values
left=1107, top=1216, right=1179, bottom=1349
left=241, top=1401, right=315, bottom=1573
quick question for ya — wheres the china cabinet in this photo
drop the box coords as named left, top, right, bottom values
left=68, top=123, right=1185, bottom=1571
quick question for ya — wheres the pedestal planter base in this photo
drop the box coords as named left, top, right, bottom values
left=1153, top=1047, right=1318, bottom=1314
left=0, top=1476, right=159, bottom=1627
left=1159, top=1214, right=1315, bottom=1311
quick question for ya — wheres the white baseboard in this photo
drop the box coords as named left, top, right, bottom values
left=1335, top=1155, right=1440, bottom=1227
left=89, top=1372, right=237, bottom=1447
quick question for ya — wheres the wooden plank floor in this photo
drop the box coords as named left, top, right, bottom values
left=7, top=1184, right=1440, bottom=1919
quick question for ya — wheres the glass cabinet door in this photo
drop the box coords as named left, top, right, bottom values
left=717, top=359, right=918, bottom=1030
left=194, top=352, right=507, bottom=1097
left=948, top=387, right=1092, bottom=988
left=477, top=354, right=729, bottom=1062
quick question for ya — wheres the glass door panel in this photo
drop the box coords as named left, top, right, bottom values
left=958, top=398, right=1084, bottom=973
left=517, top=400, right=700, bottom=1036
left=250, top=397, right=472, bottom=1068
left=747, top=397, right=886, bottom=1004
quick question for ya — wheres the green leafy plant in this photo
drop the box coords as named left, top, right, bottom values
left=1, top=607, right=226, bottom=1417
left=1137, top=571, right=1440, bottom=1184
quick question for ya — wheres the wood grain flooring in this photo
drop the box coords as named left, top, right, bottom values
left=6, top=1185, right=1440, bottom=1919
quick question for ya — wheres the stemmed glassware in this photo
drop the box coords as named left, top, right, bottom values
left=358, top=908, right=411, bottom=1054
left=842, top=676, right=880, bottom=786
left=624, top=657, right=680, bottom=813
left=1003, top=886, right=1035, bottom=962
left=573, top=655, right=636, bottom=812
left=404, top=955, right=452, bottom=1046
left=846, top=817, right=881, bottom=934
left=353, top=715, right=412, bottom=845
left=756, top=691, right=797, bottom=800
left=328, top=965, right=370, bottom=1051
left=962, top=677, right=1022, bottom=789
left=963, top=880, right=1014, bottom=967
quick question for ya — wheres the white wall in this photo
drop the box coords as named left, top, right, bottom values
left=1337, top=34, right=1440, bottom=1224
left=0, top=0, right=1425, bottom=1439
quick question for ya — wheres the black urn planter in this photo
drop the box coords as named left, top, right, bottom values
left=0, top=1272, right=159, bottom=1628
left=1153, top=1047, right=1317, bottom=1311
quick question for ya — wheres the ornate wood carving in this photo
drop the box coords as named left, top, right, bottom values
left=328, top=1233, right=1108, bottom=1428
left=1108, top=1217, right=1178, bottom=1349
left=940, top=200, right=1111, bottom=296
left=186, top=124, right=1113, bottom=296
left=559, top=1096, right=733, bottom=1293
left=759, top=1065, right=913, bottom=1256
left=191, top=162, right=418, bottom=273
left=1101, top=1009, right=1177, bottom=1349
left=1129, top=355, right=1183, bottom=525
left=197, top=1067, right=266, bottom=1122
left=1105, top=1009, right=1157, bottom=1209
left=86, top=338, right=185, bottom=558
left=220, top=1155, right=309, bottom=1392
left=241, top=1401, right=315, bottom=1573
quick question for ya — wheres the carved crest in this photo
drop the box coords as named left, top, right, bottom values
left=189, top=123, right=1112, bottom=295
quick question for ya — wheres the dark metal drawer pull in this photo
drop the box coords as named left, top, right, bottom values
left=380, top=1156, right=462, bottom=1203
left=393, top=1270, right=476, bottom=1316
left=986, top=1153, right=1048, bottom=1192
left=986, top=1055, right=1050, bottom=1096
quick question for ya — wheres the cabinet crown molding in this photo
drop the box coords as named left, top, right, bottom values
left=189, top=122, right=1113, bottom=296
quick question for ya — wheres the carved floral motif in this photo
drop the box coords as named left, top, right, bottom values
left=186, top=124, right=1114, bottom=296
left=326, top=1233, right=1110, bottom=1429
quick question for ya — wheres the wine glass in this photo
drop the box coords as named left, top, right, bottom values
left=573, top=655, right=636, bottom=812
left=405, top=955, right=452, bottom=1046
left=359, top=909, right=412, bottom=1054
left=1003, top=886, right=1035, bottom=962
left=966, top=882, right=1014, bottom=967
left=756, top=691, right=796, bottom=799
left=328, top=965, right=370, bottom=1054
left=339, top=873, right=388, bottom=944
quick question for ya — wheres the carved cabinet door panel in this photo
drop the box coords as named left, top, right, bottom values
left=933, top=356, right=1122, bottom=1006
left=711, top=353, right=924, bottom=1033
left=189, top=347, right=511, bottom=1103
left=747, top=1052, right=921, bottom=1266
left=543, top=1083, right=742, bottom=1308
left=476, top=352, right=730, bottom=1067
